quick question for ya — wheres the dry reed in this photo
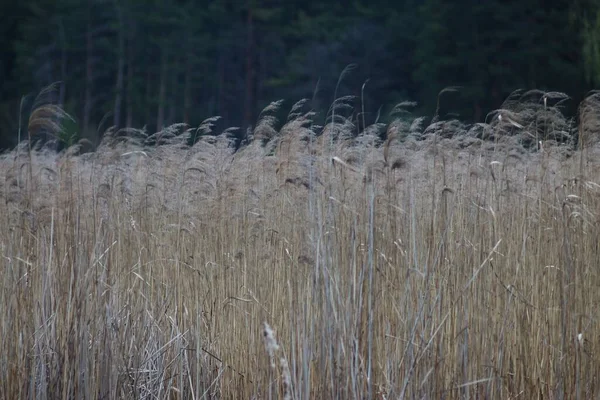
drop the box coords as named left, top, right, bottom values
left=1, top=89, right=600, bottom=399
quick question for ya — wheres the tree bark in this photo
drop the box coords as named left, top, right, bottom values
left=113, top=1, right=124, bottom=129
left=145, top=64, right=151, bottom=126
left=244, top=3, right=255, bottom=131
left=83, top=0, right=94, bottom=136
left=156, top=48, right=167, bottom=131
left=167, top=57, right=178, bottom=126
left=183, top=54, right=192, bottom=125
left=125, top=28, right=133, bottom=128
left=474, top=102, right=482, bottom=122
left=217, top=48, right=227, bottom=124
left=58, top=19, right=67, bottom=108
left=256, top=44, right=264, bottom=119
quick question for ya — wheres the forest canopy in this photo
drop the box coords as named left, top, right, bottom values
left=1, top=0, right=599, bottom=150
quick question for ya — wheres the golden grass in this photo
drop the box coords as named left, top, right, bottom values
left=1, top=93, right=600, bottom=399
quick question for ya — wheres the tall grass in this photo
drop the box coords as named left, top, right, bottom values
left=1, top=88, right=600, bottom=399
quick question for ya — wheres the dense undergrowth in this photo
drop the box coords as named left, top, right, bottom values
left=1, top=88, right=600, bottom=399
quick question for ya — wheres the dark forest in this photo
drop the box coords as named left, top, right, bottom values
left=1, top=0, right=598, bottom=150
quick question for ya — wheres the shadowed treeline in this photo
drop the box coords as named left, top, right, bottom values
left=2, top=0, right=600, bottom=150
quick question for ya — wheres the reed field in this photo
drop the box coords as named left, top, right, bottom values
left=1, top=88, right=600, bottom=399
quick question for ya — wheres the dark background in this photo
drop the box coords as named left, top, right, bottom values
left=0, top=0, right=598, bottom=150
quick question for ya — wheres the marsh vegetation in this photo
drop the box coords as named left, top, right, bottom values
left=1, top=89, right=600, bottom=399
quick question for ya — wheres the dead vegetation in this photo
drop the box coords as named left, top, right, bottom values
left=1, top=89, right=600, bottom=399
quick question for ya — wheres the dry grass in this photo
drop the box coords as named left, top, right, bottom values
left=1, top=90, right=600, bottom=399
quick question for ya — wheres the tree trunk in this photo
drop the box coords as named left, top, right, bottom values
left=58, top=19, right=67, bottom=108
left=474, top=102, right=482, bottom=122
left=244, top=3, right=255, bottom=131
left=257, top=45, right=265, bottom=119
left=83, top=0, right=93, bottom=136
left=125, top=28, right=133, bottom=128
left=156, top=48, right=167, bottom=132
left=217, top=48, right=227, bottom=124
left=183, top=54, right=192, bottom=125
left=145, top=65, right=152, bottom=127
left=113, top=2, right=124, bottom=129
left=167, top=57, right=178, bottom=126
